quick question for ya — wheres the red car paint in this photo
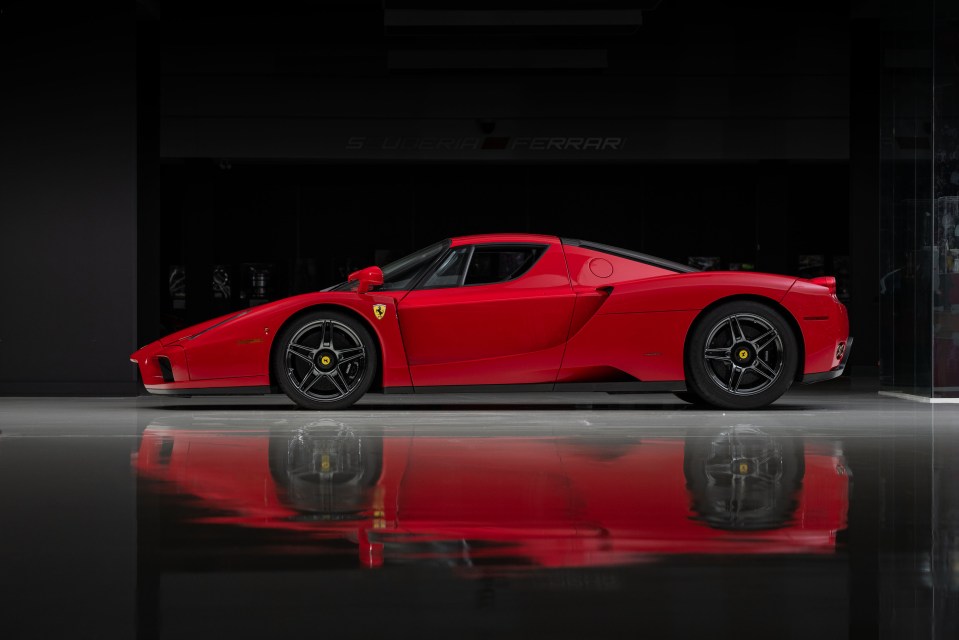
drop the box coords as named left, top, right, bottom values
left=398, top=243, right=574, bottom=386
left=135, top=424, right=850, bottom=569
left=131, top=234, right=848, bottom=396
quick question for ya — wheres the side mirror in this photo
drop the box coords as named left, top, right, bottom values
left=347, top=266, right=384, bottom=294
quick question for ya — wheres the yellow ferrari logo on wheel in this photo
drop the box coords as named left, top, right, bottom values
left=320, top=355, right=331, bottom=366
left=373, top=304, right=386, bottom=320
left=738, top=349, right=749, bottom=360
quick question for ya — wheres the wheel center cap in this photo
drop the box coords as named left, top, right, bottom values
left=315, top=351, right=336, bottom=370
left=733, top=343, right=754, bottom=365
left=731, top=458, right=753, bottom=475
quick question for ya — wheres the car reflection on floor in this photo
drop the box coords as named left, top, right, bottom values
left=135, top=418, right=849, bottom=571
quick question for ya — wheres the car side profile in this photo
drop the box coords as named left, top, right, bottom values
left=131, top=234, right=851, bottom=409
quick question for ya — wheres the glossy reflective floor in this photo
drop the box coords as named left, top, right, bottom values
left=0, top=386, right=956, bottom=639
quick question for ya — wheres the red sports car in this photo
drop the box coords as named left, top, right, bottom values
left=131, top=234, right=850, bottom=409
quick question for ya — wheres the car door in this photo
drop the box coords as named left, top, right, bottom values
left=397, top=242, right=575, bottom=387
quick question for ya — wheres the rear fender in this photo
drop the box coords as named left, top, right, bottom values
left=560, top=272, right=798, bottom=383
left=683, top=294, right=807, bottom=382
left=598, top=272, right=797, bottom=315
left=780, top=281, right=849, bottom=375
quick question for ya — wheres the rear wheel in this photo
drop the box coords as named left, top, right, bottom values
left=274, top=310, right=377, bottom=410
left=685, top=301, right=798, bottom=409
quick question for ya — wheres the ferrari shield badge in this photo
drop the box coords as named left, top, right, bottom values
left=372, top=304, right=387, bottom=320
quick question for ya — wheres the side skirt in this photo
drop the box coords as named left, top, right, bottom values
left=146, top=385, right=273, bottom=397
left=383, top=381, right=686, bottom=394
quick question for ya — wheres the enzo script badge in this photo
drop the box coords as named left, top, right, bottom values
left=373, top=304, right=386, bottom=320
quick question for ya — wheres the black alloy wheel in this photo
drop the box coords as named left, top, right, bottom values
left=274, top=310, right=377, bottom=410
left=686, top=301, right=798, bottom=409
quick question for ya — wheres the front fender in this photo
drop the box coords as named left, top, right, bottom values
left=135, top=292, right=412, bottom=389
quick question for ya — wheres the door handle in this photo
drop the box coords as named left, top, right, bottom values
left=572, top=285, right=613, bottom=296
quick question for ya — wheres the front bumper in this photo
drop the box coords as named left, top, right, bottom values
left=131, top=340, right=270, bottom=395
left=802, top=337, right=853, bottom=384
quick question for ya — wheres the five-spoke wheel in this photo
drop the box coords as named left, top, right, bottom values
left=685, top=301, right=797, bottom=409
left=702, top=313, right=784, bottom=396
left=274, top=311, right=377, bottom=409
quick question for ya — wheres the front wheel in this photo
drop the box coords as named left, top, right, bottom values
left=273, top=310, right=377, bottom=410
left=685, top=301, right=798, bottom=409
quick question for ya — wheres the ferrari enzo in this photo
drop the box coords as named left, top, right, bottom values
left=131, top=234, right=851, bottom=409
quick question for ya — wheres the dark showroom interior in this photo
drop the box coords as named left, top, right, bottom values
left=1, top=1, right=958, bottom=638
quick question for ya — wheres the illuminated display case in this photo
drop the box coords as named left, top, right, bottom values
left=879, top=0, right=959, bottom=398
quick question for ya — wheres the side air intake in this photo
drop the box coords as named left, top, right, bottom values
left=157, top=356, right=175, bottom=383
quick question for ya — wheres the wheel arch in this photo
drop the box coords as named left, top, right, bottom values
left=683, top=294, right=806, bottom=382
left=268, top=304, right=386, bottom=393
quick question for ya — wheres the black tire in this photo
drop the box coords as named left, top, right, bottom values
left=685, top=300, right=798, bottom=409
left=273, top=310, right=377, bottom=410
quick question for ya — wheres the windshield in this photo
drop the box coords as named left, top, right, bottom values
left=379, top=240, right=449, bottom=290
left=330, top=239, right=450, bottom=292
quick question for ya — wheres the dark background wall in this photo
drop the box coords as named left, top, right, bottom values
left=154, top=161, right=851, bottom=335
left=0, top=2, right=882, bottom=394
left=149, top=1, right=878, bottom=376
left=159, top=4, right=852, bottom=162
left=0, top=15, right=137, bottom=394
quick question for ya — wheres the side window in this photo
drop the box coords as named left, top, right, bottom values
left=464, top=246, right=544, bottom=286
left=419, top=246, right=471, bottom=288
left=419, top=244, right=547, bottom=289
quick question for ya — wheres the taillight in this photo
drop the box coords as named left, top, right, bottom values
left=810, top=276, right=837, bottom=295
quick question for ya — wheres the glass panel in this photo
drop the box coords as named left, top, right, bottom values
left=420, top=246, right=471, bottom=289
left=879, top=0, right=935, bottom=396
left=377, top=240, right=449, bottom=291
left=464, top=246, right=544, bottom=286
left=933, top=11, right=959, bottom=398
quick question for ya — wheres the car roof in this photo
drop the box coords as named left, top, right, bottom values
left=450, top=233, right=560, bottom=247
left=449, top=233, right=697, bottom=273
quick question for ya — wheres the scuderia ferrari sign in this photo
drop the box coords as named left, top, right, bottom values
left=346, top=135, right=626, bottom=154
